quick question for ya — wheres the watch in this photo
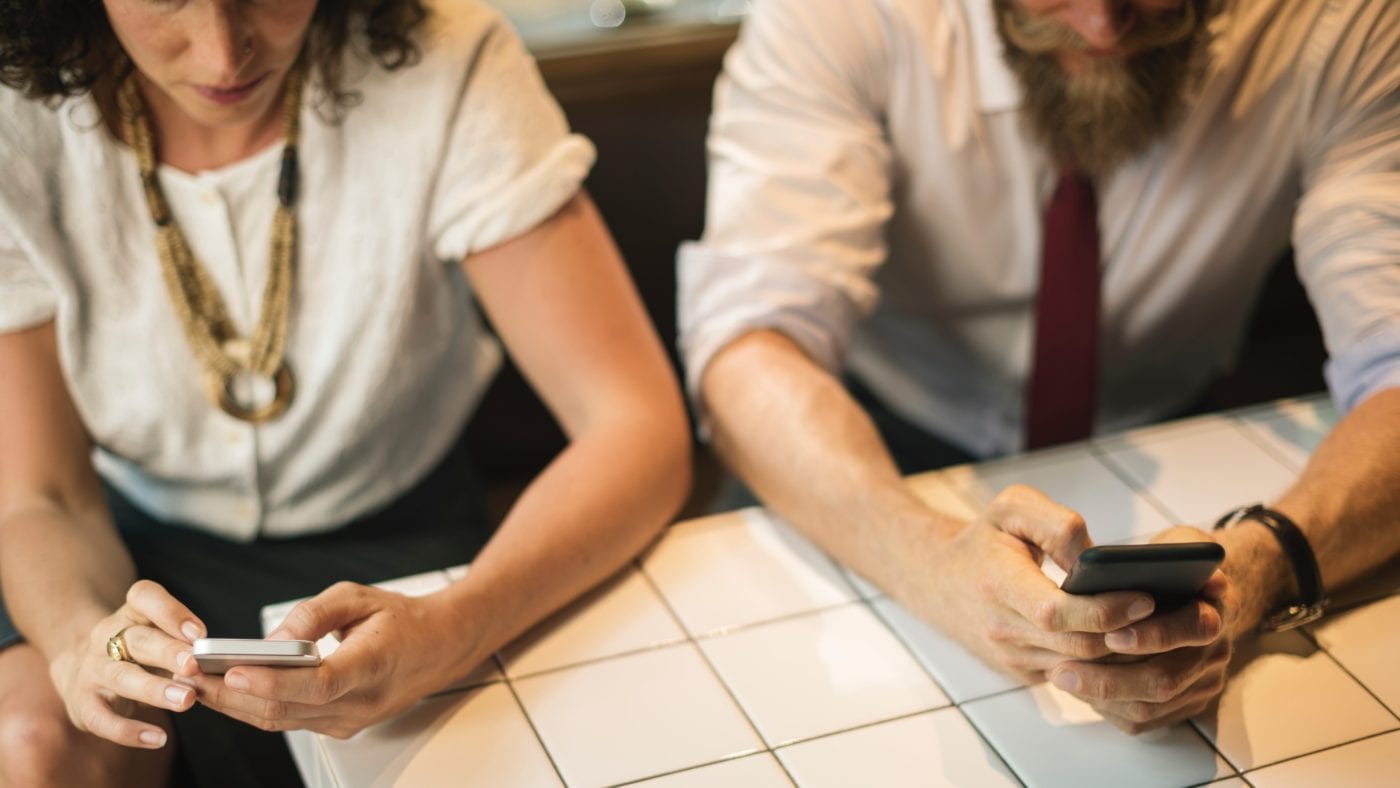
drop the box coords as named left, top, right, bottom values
left=1213, top=504, right=1328, bottom=631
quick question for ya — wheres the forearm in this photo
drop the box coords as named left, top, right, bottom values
left=434, top=414, right=690, bottom=679
left=702, top=331, right=962, bottom=612
left=1218, top=387, right=1400, bottom=633
left=0, top=498, right=133, bottom=658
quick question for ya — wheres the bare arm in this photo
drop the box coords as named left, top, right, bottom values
left=0, top=323, right=201, bottom=748
left=1221, top=387, right=1400, bottom=633
left=702, top=329, right=1155, bottom=681
left=439, top=192, right=692, bottom=672
left=207, top=193, right=692, bottom=738
left=0, top=322, right=127, bottom=657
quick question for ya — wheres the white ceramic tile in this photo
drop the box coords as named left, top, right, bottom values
left=699, top=604, right=950, bottom=746
left=629, top=754, right=793, bottom=788
left=1096, top=420, right=1298, bottom=526
left=283, top=731, right=328, bottom=788
left=513, top=642, right=763, bottom=787
left=374, top=569, right=451, bottom=597
left=1232, top=395, right=1335, bottom=472
left=962, top=684, right=1234, bottom=788
left=1308, top=594, right=1400, bottom=716
left=945, top=448, right=1175, bottom=546
left=1100, top=413, right=1238, bottom=444
left=1205, top=779, right=1249, bottom=788
left=500, top=567, right=686, bottom=678
left=319, top=683, right=561, bottom=788
left=1246, top=730, right=1400, bottom=788
left=1194, top=629, right=1397, bottom=770
left=642, top=508, right=857, bottom=636
left=777, top=708, right=1019, bottom=788
left=870, top=596, right=1020, bottom=703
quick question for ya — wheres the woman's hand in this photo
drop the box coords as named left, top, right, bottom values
left=47, top=580, right=204, bottom=748
left=1047, top=526, right=1235, bottom=734
left=189, top=581, right=479, bottom=739
left=929, top=485, right=1158, bottom=683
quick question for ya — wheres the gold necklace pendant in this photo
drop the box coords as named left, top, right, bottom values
left=203, top=340, right=296, bottom=424
left=118, top=64, right=305, bottom=424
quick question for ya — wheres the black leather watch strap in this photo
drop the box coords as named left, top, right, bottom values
left=1214, top=504, right=1327, bottom=631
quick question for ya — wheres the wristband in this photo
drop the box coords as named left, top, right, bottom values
left=1214, top=504, right=1327, bottom=631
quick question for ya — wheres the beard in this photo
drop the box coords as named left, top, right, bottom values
left=995, top=0, right=1215, bottom=176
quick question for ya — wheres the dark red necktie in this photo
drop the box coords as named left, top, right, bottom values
left=1025, top=169, right=1100, bottom=450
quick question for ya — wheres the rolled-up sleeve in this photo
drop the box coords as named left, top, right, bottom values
left=428, top=12, right=596, bottom=262
left=677, top=0, right=893, bottom=412
left=1294, top=0, right=1400, bottom=413
left=0, top=220, right=55, bottom=333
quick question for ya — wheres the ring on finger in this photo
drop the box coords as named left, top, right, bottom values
left=107, top=626, right=135, bottom=663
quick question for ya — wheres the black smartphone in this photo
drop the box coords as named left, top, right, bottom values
left=1060, top=542, right=1226, bottom=607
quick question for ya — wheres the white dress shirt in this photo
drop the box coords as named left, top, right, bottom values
left=679, top=0, right=1400, bottom=457
left=0, top=0, right=595, bottom=540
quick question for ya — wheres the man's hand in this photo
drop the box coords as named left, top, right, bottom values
left=1048, top=526, right=1235, bottom=734
left=929, top=485, right=1158, bottom=683
left=186, top=582, right=481, bottom=739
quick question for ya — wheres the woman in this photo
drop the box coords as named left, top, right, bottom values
left=0, top=1, right=691, bottom=785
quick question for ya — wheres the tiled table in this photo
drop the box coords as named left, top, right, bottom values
left=262, top=394, right=1400, bottom=787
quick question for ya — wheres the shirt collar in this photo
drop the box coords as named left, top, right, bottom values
left=958, top=0, right=1024, bottom=114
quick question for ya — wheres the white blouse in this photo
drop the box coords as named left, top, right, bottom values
left=0, top=0, right=595, bottom=540
left=679, top=0, right=1400, bottom=457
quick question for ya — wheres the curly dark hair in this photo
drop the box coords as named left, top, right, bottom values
left=0, top=1, right=429, bottom=113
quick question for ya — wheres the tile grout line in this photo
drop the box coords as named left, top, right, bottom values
left=1237, top=727, right=1400, bottom=777
left=1184, top=717, right=1244, bottom=779
left=633, top=566, right=796, bottom=785
left=948, top=705, right=1031, bottom=788
left=499, top=662, right=570, bottom=787
left=1087, top=441, right=1189, bottom=526
left=1309, top=636, right=1400, bottom=723
left=861, top=596, right=962, bottom=702
left=604, top=751, right=793, bottom=788
left=500, top=555, right=649, bottom=788
left=1227, top=415, right=1309, bottom=474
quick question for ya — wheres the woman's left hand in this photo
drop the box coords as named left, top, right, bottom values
left=185, top=581, right=478, bottom=738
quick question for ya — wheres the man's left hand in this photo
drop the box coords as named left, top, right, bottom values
left=183, top=581, right=477, bottom=739
left=1047, top=526, right=1236, bottom=734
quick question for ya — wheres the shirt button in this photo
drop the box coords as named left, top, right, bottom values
left=200, top=190, right=218, bottom=206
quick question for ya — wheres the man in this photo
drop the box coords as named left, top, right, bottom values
left=679, top=0, right=1399, bottom=732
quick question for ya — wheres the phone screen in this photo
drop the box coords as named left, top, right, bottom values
left=1060, top=542, right=1225, bottom=606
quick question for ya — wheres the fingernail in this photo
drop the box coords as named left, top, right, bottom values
left=139, top=729, right=167, bottom=747
left=225, top=672, right=250, bottom=691
left=1053, top=671, right=1080, bottom=692
left=176, top=651, right=191, bottom=669
left=1127, top=598, right=1154, bottom=621
left=181, top=622, right=202, bottom=641
left=1106, top=629, right=1138, bottom=650
left=165, top=685, right=191, bottom=705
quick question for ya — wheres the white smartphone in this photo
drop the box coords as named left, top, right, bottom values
left=193, top=638, right=322, bottom=673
